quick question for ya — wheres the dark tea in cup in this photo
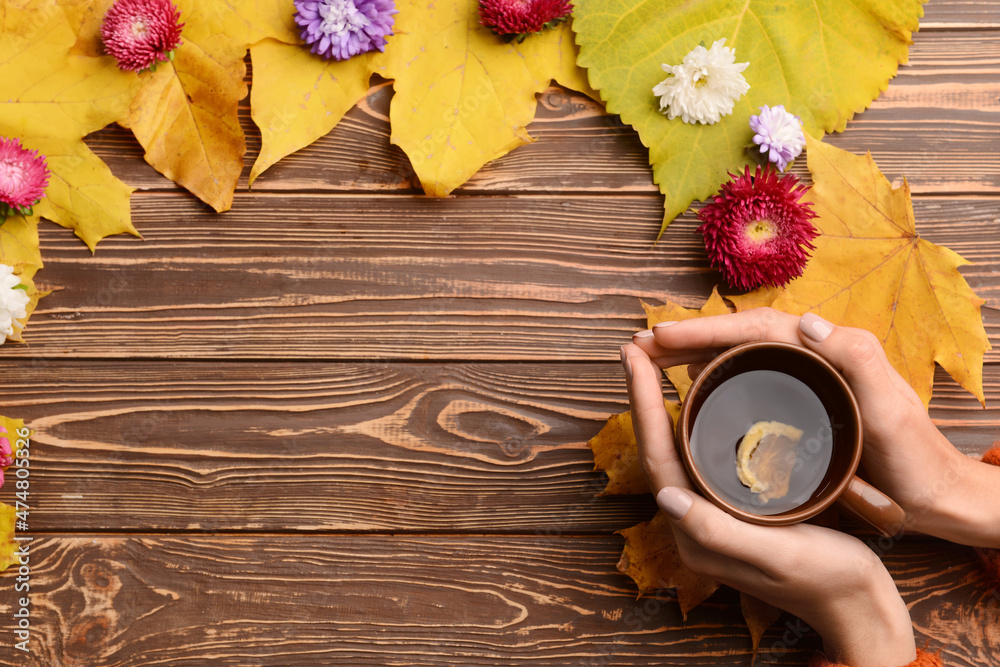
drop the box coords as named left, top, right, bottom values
left=690, top=369, right=833, bottom=515
left=677, top=341, right=906, bottom=535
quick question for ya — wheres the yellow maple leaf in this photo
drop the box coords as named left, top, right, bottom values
left=643, top=287, right=733, bottom=401
left=0, top=0, right=141, bottom=251
left=588, top=401, right=680, bottom=496
left=248, top=40, right=378, bottom=185
left=373, top=0, right=596, bottom=197
left=731, top=135, right=990, bottom=408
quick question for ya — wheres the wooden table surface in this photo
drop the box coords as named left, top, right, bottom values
left=2, top=2, right=1000, bottom=665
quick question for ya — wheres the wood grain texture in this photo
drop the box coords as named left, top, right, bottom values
left=0, top=535, right=995, bottom=667
left=1, top=360, right=995, bottom=533
left=9, top=195, right=999, bottom=360
left=82, top=32, right=1000, bottom=197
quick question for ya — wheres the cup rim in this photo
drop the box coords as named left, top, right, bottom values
left=676, top=341, right=863, bottom=526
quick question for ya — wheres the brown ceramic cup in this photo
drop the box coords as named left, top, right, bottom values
left=676, top=341, right=905, bottom=537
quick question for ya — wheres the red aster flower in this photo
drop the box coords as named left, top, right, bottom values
left=0, top=137, right=50, bottom=221
left=479, top=0, right=573, bottom=42
left=697, top=164, right=818, bottom=292
left=101, top=0, right=184, bottom=73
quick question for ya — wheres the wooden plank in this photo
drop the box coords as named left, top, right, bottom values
left=0, top=535, right=992, bottom=666
left=11, top=195, right=1000, bottom=361
left=5, top=360, right=996, bottom=533
left=82, top=31, right=1000, bottom=196
left=923, top=1, right=1000, bottom=28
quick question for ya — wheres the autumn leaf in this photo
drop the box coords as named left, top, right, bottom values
left=371, top=0, right=597, bottom=197
left=0, top=503, right=16, bottom=573
left=248, top=40, right=378, bottom=186
left=122, top=0, right=249, bottom=213
left=741, top=592, right=783, bottom=657
left=588, top=401, right=680, bottom=495
left=0, top=0, right=141, bottom=250
left=730, top=135, right=990, bottom=408
left=617, top=511, right=720, bottom=618
left=643, top=287, right=733, bottom=401
left=573, top=0, right=925, bottom=237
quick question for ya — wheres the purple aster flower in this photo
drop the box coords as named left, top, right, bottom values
left=294, top=0, right=397, bottom=61
left=749, top=105, right=805, bottom=172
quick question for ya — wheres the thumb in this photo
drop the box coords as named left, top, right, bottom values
left=655, top=487, right=789, bottom=570
left=796, top=312, right=914, bottom=407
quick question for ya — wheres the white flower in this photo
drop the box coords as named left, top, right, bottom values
left=653, top=38, right=750, bottom=125
left=0, top=264, right=29, bottom=344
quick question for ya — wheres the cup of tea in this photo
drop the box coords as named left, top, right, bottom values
left=676, top=341, right=905, bottom=537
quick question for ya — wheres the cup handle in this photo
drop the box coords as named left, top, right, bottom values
left=833, top=476, right=907, bottom=537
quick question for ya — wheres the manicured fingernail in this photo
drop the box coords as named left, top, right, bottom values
left=800, top=312, right=833, bottom=343
left=620, top=346, right=633, bottom=381
left=652, top=321, right=677, bottom=330
left=656, top=487, right=693, bottom=520
left=633, top=329, right=654, bottom=339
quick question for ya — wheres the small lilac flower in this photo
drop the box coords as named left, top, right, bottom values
left=749, top=105, right=805, bottom=172
left=294, top=0, right=397, bottom=61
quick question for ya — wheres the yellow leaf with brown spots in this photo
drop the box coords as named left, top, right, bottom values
left=588, top=401, right=680, bottom=495
left=731, top=135, right=990, bottom=408
left=643, top=287, right=733, bottom=401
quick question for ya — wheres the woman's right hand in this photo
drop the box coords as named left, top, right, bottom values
left=631, top=307, right=1000, bottom=548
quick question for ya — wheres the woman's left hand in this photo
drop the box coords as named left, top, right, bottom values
left=621, top=342, right=916, bottom=667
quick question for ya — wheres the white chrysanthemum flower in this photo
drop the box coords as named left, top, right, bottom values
left=653, top=38, right=750, bottom=125
left=0, top=263, right=29, bottom=344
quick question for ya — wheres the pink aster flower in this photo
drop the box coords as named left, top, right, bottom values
left=294, top=0, right=397, bottom=61
left=0, top=434, right=11, bottom=469
left=749, top=105, right=805, bottom=171
left=697, top=165, right=819, bottom=291
left=0, top=137, right=49, bottom=222
left=479, top=0, right=573, bottom=42
left=101, top=0, right=184, bottom=73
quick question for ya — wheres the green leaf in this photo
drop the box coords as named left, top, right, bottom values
left=573, top=0, right=925, bottom=238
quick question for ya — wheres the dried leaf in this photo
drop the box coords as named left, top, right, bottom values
left=617, top=511, right=719, bottom=618
left=124, top=0, right=249, bottom=213
left=588, top=401, right=680, bottom=495
left=373, top=0, right=596, bottom=196
left=741, top=592, right=783, bottom=658
left=643, top=287, right=733, bottom=401
left=573, top=0, right=925, bottom=236
left=731, top=135, right=990, bottom=407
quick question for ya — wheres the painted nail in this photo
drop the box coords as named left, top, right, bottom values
left=620, top=346, right=633, bottom=381
left=656, top=487, right=693, bottom=521
left=633, top=329, right=654, bottom=339
left=652, top=321, right=677, bottom=330
left=800, top=312, right=833, bottom=343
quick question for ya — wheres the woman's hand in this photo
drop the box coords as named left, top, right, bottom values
left=622, top=341, right=916, bottom=667
left=630, top=307, right=1000, bottom=549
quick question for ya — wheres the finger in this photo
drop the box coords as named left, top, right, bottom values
left=656, top=487, right=794, bottom=575
left=621, top=344, right=691, bottom=491
left=631, top=329, right=722, bottom=369
left=671, top=528, right=770, bottom=588
left=796, top=313, right=922, bottom=411
left=650, top=308, right=801, bottom=351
